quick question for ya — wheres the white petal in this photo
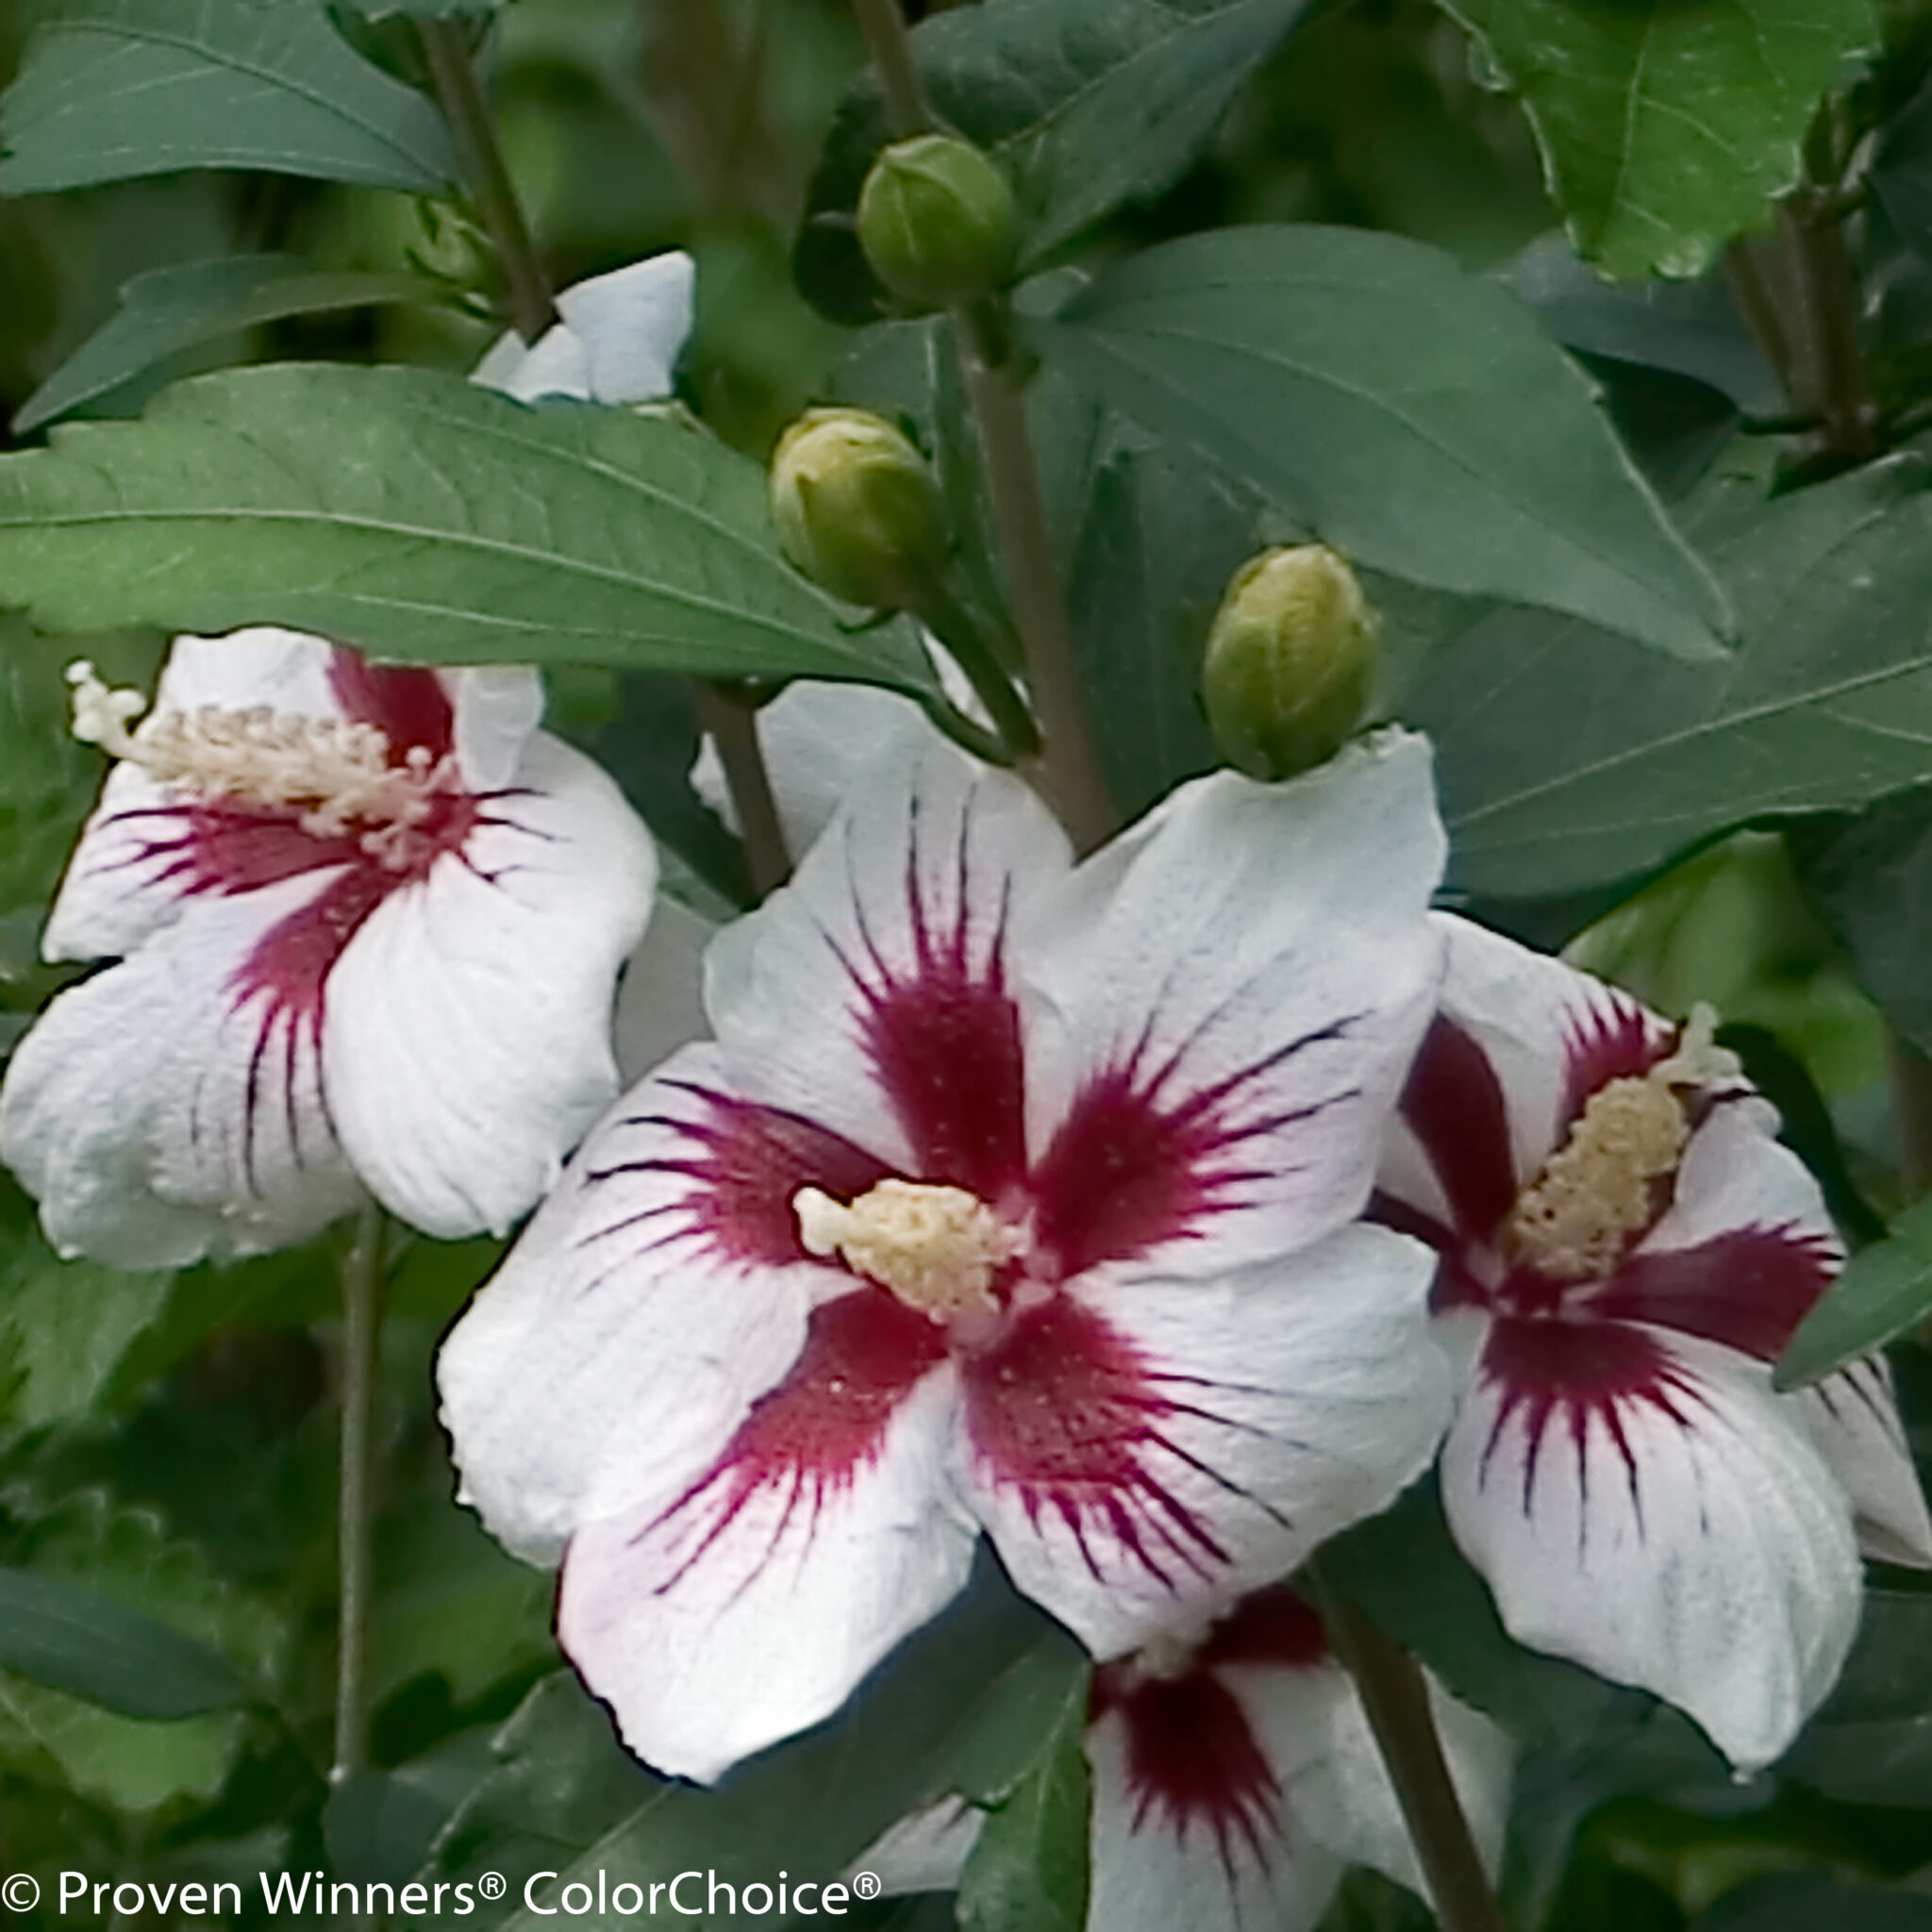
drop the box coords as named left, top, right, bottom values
left=1790, top=1357, right=1932, bottom=1568
left=704, top=737, right=1068, bottom=1180
left=1086, top=1699, right=1343, bottom=1932
left=1442, top=1322, right=1861, bottom=1771
left=691, top=679, right=947, bottom=857
left=554, top=252, right=695, bottom=404
left=437, top=1042, right=824, bottom=1568
left=557, top=1346, right=977, bottom=1783
left=613, top=894, right=714, bottom=1084
left=324, top=732, right=654, bottom=1239
left=476, top=322, right=593, bottom=403
left=452, top=664, right=545, bottom=791
left=1, top=875, right=365, bottom=1267
left=958, top=1224, right=1449, bottom=1659
left=42, top=628, right=343, bottom=964
left=1274, top=1667, right=1511, bottom=1900
left=1637, top=1097, right=1833, bottom=1260
left=1022, top=731, right=1445, bottom=1275
left=474, top=252, right=695, bottom=405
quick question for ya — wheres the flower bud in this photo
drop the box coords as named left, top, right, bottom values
left=1201, top=545, right=1379, bottom=780
left=770, top=407, right=947, bottom=609
left=858, top=135, right=1017, bottom=310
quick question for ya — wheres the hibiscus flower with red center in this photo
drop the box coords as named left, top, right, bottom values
left=0, top=629, right=654, bottom=1263
left=858, top=1583, right=1509, bottom=1932
left=440, top=731, right=1454, bottom=1781
left=1378, top=912, right=1932, bottom=1771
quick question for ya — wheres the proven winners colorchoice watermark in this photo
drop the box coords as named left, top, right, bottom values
left=11, top=1869, right=882, bottom=1916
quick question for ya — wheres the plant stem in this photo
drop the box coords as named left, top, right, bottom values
left=1311, top=1576, right=1509, bottom=1932
left=332, top=1203, right=386, bottom=1788
left=850, top=0, right=931, bottom=138
left=914, top=585, right=1041, bottom=759
left=955, top=302, right=1117, bottom=851
left=695, top=683, right=791, bottom=894
left=1778, top=188, right=1880, bottom=463
left=845, top=0, right=1119, bottom=849
left=417, top=19, right=558, bottom=342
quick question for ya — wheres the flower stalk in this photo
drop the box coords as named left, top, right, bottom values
left=846, top=0, right=1117, bottom=853
left=332, top=1202, right=387, bottom=1787
left=416, top=18, right=558, bottom=343
left=694, top=684, right=791, bottom=894
left=1310, top=1574, right=1510, bottom=1932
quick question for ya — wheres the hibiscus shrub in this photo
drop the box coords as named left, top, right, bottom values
left=8, top=3, right=1932, bottom=1931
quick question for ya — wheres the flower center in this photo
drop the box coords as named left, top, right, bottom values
left=792, top=1177, right=1022, bottom=1323
left=1504, top=1004, right=1740, bottom=1281
left=68, top=660, right=461, bottom=874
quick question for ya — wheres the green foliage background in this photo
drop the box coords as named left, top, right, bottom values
left=5, top=1, right=1932, bottom=1928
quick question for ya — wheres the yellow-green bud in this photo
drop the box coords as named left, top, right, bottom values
left=770, top=407, right=947, bottom=609
left=1201, top=545, right=1378, bottom=780
left=858, top=135, right=1017, bottom=310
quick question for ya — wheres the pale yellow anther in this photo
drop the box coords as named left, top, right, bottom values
left=65, top=658, right=458, bottom=872
left=1506, top=1004, right=1738, bottom=1281
left=793, top=1177, right=1020, bottom=1322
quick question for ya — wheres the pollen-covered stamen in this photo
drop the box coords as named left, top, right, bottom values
left=793, top=1177, right=1022, bottom=1323
left=1506, top=1004, right=1740, bottom=1281
left=67, top=660, right=461, bottom=873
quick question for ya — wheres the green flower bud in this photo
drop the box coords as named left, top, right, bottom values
left=1201, top=545, right=1379, bottom=780
left=858, top=135, right=1017, bottom=310
left=770, top=407, right=947, bottom=609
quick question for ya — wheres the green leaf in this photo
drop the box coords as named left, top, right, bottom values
left=1787, top=1589, right=1932, bottom=1803
left=1775, top=1198, right=1932, bottom=1388
left=1034, top=225, right=1732, bottom=660
left=1790, top=786, right=1932, bottom=1058
left=1438, top=0, right=1878, bottom=280
left=433, top=1564, right=1079, bottom=1931
left=1501, top=234, right=1782, bottom=416
left=1068, top=435, right=1257, bottom=819
left=0, top=1561, right=256, bottom=1721
left=1420, top=450, right=1932, bottom=902
left=956, top=1672, right=1091, bottom=1932
left=0, top=1221, right=172, bottom=1434
left=0, top=364, right=936, bottom=688
left=0, top=0, right=458, bottom=194
left=15, top=255, right=436, bottom=434
left=1692, top=1874, right=1932, bottom=1930
left=798, top=0, right=1314, bottom=321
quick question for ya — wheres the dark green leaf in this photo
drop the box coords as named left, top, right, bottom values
left=1776, top=1196, right=1932, bottom=1388
left=0, top=1565, right=256, bottom=1720
left=0, top=364, right=936, bottom=688
left=326, top=1772, right=461, bottom=1887
left=956, top=1673, right=1090, bottom=1932
left=1791, top=786, right=1932, bottom=1058
left=1438, top=0, right=1878, bottom=280
left=1420, top=450, right=1932, bottom=901
left=1033, top=225, right=1731, bottom=659
left=1319, top=1475, right=1623, bottom=1744
left=798, top=0, right=1314, bottom=321
left=1501, top=234, right=1782, bottom=416
left=15, top=255, right=435, bottom=434
left=436, top=1563, right=1077, bottom=1932
left=1693, top=1874, right=1932, bottom=1930
left=1068, top=435, right=1257, bottom=819
left=1787, top=1590, right=1932, bottom=1805
left=0, top=0, right=458, bottom=194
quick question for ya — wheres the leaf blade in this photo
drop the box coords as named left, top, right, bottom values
left=0, top=364, right=934, bottom=689
left=1035, top=224, right=1732, bottom=658
left=0, top=0, right=458, bottom=194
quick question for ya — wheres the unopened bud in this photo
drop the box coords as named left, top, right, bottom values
left=858, top=135, right=1017, bottom=310
left=1201, top=545, right=1378, bottom=780
left=770, top=407, right=947, bottom=609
